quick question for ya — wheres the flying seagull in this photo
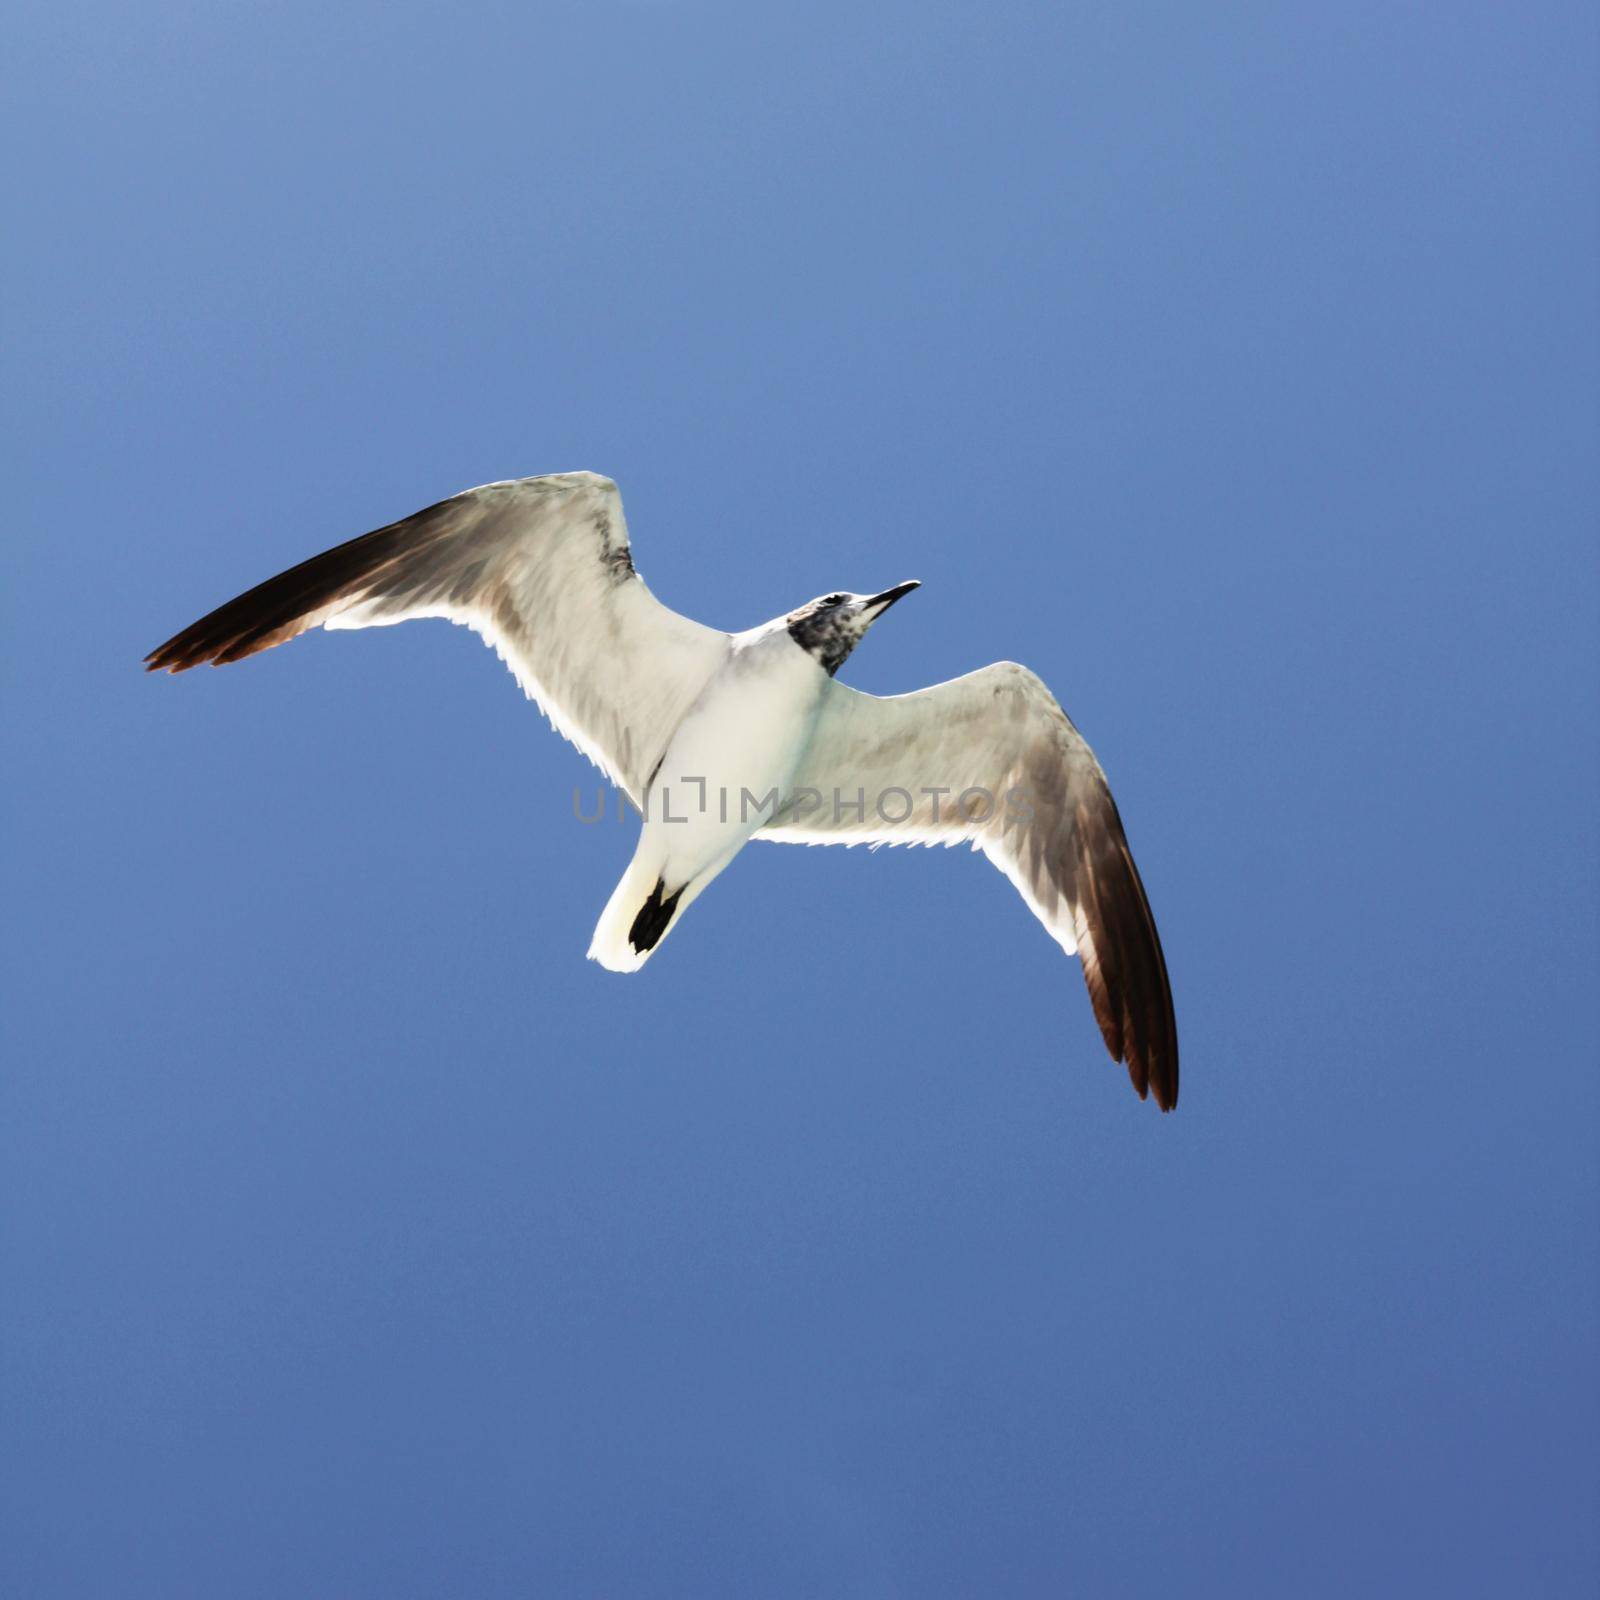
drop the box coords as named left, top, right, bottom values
left=147, top=472, right=1178, bottom=1110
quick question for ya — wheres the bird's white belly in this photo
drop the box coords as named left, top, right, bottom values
left=644, top=635, right=822, bottom=883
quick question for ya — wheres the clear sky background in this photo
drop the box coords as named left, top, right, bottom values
left=4, top=3, right=1596, bottom=1595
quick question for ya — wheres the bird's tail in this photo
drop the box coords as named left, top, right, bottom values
left=587, top=852, right=692, bottom=973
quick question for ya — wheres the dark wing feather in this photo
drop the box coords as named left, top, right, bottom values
left=145, top=496, right=464, bottom=670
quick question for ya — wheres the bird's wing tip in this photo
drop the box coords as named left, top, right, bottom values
left=1150, top=1065, right=1179, bottom=1113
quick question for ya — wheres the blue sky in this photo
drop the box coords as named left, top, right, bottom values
left=3, top=2, right=1596, bottom=1594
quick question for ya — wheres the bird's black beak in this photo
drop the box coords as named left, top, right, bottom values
left=864, top=580, right=920, bottom=614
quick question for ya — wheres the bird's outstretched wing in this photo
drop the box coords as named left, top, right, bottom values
left=762, top=663, right=1178, bottom=1109
left=145, top=472, right=729, bottom=802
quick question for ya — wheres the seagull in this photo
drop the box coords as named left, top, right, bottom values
left=147, top=471, right=1178, bottom=1110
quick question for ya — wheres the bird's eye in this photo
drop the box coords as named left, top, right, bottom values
left=822, top=593, right=847, bottom=607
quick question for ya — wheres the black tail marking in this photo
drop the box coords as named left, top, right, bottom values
left=627, top=879, right=684, bottom=955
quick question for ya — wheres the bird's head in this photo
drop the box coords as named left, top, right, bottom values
left=785, top=581, right=920, bottom=675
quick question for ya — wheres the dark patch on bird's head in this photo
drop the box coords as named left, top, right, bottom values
left=785, top=581, right=920, bottom=675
